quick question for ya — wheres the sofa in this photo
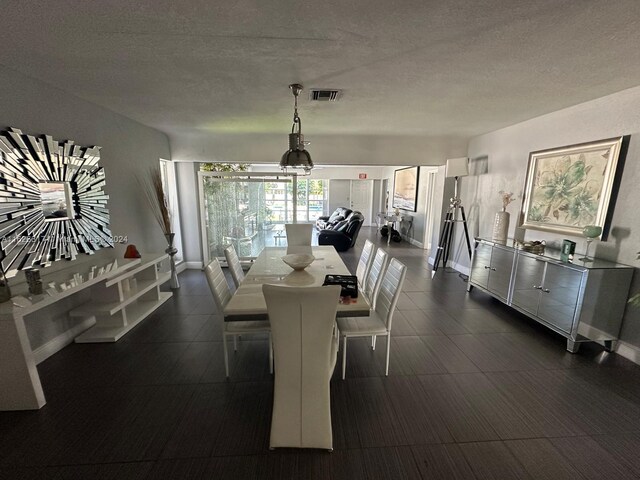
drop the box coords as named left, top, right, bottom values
left=315, top=207, right=352, bottom=230
left=318, top=211, right=364, bottom=252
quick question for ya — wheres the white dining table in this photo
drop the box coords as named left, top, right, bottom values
left=223, top=246, right=370, bottom=321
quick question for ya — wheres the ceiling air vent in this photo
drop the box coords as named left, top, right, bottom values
left=309, top=89, right=341, bottom=101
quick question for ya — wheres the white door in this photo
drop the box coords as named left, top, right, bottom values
left=350, top=180, right=374, bottom=226
left=328, top=180, right=351, bottom=214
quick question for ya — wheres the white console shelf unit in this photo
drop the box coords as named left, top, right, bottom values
left=73, top=254, right=172, bottom=343
left=0, top=253, right=172, bottom=411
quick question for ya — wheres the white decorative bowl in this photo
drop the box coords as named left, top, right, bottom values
left=281, top=253, right=315, bottom=271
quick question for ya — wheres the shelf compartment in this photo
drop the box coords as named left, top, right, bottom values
left=74, top=293, right=172, bottom=343
left=70, top=273, right=171, bottom=317
left=105, top=254, right=168, bottom=287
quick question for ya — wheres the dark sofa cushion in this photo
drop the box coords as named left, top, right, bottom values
left=332, top=219, right=348, bottom=232
left=327, top=211, right=342, bottom=223
left=316, top=207, right=352, bottom=230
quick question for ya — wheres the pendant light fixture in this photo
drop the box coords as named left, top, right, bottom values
left=280, top=83, right=313, bottom=174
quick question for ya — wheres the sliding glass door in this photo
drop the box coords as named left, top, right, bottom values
left=198, top=172, right=296, bottom=263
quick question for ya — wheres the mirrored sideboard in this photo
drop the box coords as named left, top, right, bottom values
left=468, top=238, right=633, bottom=353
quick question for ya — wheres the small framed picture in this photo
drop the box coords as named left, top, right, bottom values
left=560, top=239, right=576, bottom=262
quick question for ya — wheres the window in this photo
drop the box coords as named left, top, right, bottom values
left=295, top=178, right=328, bottom=222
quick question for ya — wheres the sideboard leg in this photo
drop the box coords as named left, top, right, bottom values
left=566, top=339, right=580, bottom=353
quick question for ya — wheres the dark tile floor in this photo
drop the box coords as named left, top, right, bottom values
left=2, top=227, right=640, bottom=479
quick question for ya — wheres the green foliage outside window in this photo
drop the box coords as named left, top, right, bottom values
left=200, top=163, right=249, bottom=172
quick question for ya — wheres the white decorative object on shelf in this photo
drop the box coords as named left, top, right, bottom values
left=492, top=191, right=517, bottom=245
left=492, top=211, right=510, bottom=245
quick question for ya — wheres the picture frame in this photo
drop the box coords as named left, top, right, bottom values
left=519, top=136, right=628, bottom=240
left=392, top=166, right=419, bottom=212
left=0, top=127, right=112, bottom=277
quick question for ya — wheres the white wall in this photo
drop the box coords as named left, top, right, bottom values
left=383, top=166, right=438, bottom=248
left=428, top=166, right=456, bottom=264
left=451, top=85, right=640, bottom=350
left=250, top=164, right=390, bottom=179
left=0, top=66, right=171, bottom=351
left=0, top=67, right=171, bottom=254
left=175, top=162, right=202, bottom=265
left=172, top=133, right=468, bottom=167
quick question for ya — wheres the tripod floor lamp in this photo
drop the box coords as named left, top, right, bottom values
left=431, top=157, right=472, bottom=278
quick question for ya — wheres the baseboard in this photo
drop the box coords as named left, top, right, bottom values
left=176, top=262, right=188, bottom=274
left=32, top=316, right=96, bottom=365
left=448, top=260, right=470, bottom=276
left=407, top=237, right=424, bottom=248
left=185, top=261, right=204, bottom=270
left=615, top=341, right=640, bottom=366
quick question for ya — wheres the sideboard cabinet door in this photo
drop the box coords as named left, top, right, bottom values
left=512, top=254, right=546, bottom=316
left=486, top=246, right=514, bottom=301
left=537, top=263, right=584, bottom=334
left=470, top=241, right=492, bottom=290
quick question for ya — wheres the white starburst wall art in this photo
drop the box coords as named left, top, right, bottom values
left=0, top=127, right=112, bottom=277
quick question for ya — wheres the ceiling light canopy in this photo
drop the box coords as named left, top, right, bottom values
left=280, top=84, right=313, bottom=174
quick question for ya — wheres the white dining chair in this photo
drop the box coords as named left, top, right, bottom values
left=337, top=257, right=407, bottom=379
left=356, top=239, right=375, bottom=292
left=223, top=244, right=244, bottom=288
left=263, top=284, right=341, bottom=451
left=285, top=223, right=313, bottom=246
left=204, top=258, right=272, bottom=377
left=362, top=248, right=389, bottom=350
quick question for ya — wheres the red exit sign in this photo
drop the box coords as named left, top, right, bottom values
left=358, top=173, right=367, bottom=179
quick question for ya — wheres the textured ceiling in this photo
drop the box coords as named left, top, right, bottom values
left=2, top=0, right=640, bottom=165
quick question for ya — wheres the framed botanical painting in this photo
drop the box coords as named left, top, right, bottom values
left=392, top=166, right=419, bottom=212
left=520, top=136, right=628, bottom=239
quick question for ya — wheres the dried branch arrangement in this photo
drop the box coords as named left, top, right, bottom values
left=138, top=166, right=171, bottom=235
